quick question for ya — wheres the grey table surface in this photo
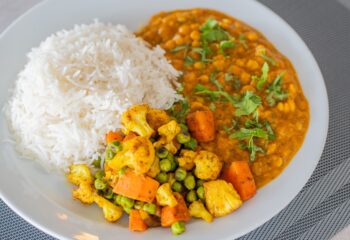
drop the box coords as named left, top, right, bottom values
left=1, top=0, right=350, bottom=240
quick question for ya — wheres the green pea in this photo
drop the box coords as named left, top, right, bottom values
left=114, top=195, right=123, bottom=205
left=172, top=181, right=184, bottom=192
left=94, top=170, right=105, bottom=180
left=105, top=148, right=116, bottom=161
left=171, top=221, right=186, bottom=235
left=175, top=168, right=187, bottom=181
left=160, top=159, right=172, bottom=172
left=118, top=166, right=127, bottom=175
left=143, top=203, right=157, bottom=215
left=196, top=179, right=205, bottom=188
left=156, top=147, right=169, bottom=159
left=94, top=179, right=107, bottom=190
left=170, top=159, right=178, bottom=172
left=92, top=156, right=101, bottom=168
left=134, top=201, right=144, bottom=210
left=110, top=141, right=122, bottom=152
left=186, top=190, right=198, bottom=203
left=184, top=174, right=196, bottom=190
left=179, top=123, right=189, bottom=132
left=120, top=196, right=135, bottom=208
left=184, top=138, right=197, bottom=150
left=168, top=173, right=176, bottom=186
left=167, top=152, right=175, bottom=162
left=176, top=131, right=191, bottom=144
left=104, top=188, right=114, bottom=200
left=156, top=172, right=168, bottom=183
left=123, top=206, right=132, bottom=214
left=197, top=186, right=205, bottom=200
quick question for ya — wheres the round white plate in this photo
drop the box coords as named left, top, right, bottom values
left=0, top=0, right=328, bottom=239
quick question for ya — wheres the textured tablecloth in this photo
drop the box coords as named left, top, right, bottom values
left=1, top=0, right=349, bottom=239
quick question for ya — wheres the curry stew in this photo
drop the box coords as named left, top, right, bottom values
left=138, top=9, right=309, bottom=188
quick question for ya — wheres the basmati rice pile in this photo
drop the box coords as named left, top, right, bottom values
left=5, top=21, right=181, bottom=171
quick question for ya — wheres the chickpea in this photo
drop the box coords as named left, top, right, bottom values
left=240, top=72, right=251, bottom=84
left=240, top=85, right=255, bottom=93
left=246, top=59, right=259, bottom=70
left=213, top=60, right=225, bottom=71
left=289, top=100, right=296, bottom=112
left=190, top=31, right=201, bottom=41
left=246, top=32, right=258, bottom=41
left=192, top=41, right=201, bottom=47
left=179, top=25, right=191, bottom=35
left=194, top=61, right=204, bottom=70
left=231, top=65, right=243, bottom=75
left=198, top=75, right=209, bottom=83
left=235, top=59, right=245, bottom=67
left=277, top=102, right=284, bottom=112
left=175, top=36, right=185, bottom=46
left=164, top=40, right=176, bottom=50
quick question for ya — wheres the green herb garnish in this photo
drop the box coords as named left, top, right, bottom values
left=223, top=119, right=238, bottom=133
left=219, top=40, right=236, bottom=54
left=252, top=62, right=269, bottom=90
left=266, top=72, right=289, bottom=106
left=169, top=98, right=190, bottom=123
left=230, top=128, right=268, bottom=161
left=239, top=34, right=248, bottom=49
left=194, top=84, right=235, bottom=104
left=209, top=72, right=223, bottom=90
left=260, top=53, right=276, bottom=66
left=192, top=47, right=212, bottom=63
left=224, top=73, right=234, bottom=81
left=233, top=91, right=262, bottom=116
left=184, top=56, right=195, bottom=66
left=171, top=44, right=190, bottom=53
left=200, top=19, right=230, bottom=43
left=209, top=102, right=216, bottom=111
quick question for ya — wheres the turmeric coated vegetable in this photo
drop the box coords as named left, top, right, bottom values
left=146, top=108, right=171, bottom=131
left=189, top=200, right=213, bottom=222
left=106, top=130, right=124, bottom=144
left=108, top=136, right=155, bottom=174
left=177, top=149, right=197, bottom=170
left=146, top=156, right=161, bottom=178
left=113, top=169, right=160, bottom=203
left=203, top=180, right=242, bottom=217
left=68, top=164, right=93, bottom=186
left=156, top=183, right=178, bottom=207
left=161, top=193, right=190, bottom=227
left=194, top=151, right=223, bottom=180
left=94, top=195, right=123, bottom=222
left=72, top=182, right=95, bottom=204
left=129, top=210, right=148, bottom=231
left=223, top=161, right=257, bottom=201
left=121, top=104, right=155, bottom=138
left=154, top=120, right=182, bottom=154
left=186, top=110, right=216, bottom=142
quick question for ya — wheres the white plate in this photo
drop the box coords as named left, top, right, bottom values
left=0, top=0, right=328, bottom=239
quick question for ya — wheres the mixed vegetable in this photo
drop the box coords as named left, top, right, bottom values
left=67, top=104, right=257, bottom=235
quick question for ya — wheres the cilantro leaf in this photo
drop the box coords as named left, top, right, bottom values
left=168, top=98, right=190, bottom=123
left=230, top=128, right=268, bottom=139
left=184, top=56, right=195, bottom=66
left=224, top=73, right=233, bottom=81
left=219, top=40, right=236, bottom=54
left=209, top=72, right=223, bottom=90
left=194, top=84, right=235, bottom=104
left=252, top=62, right=269, bottom=90
left=264, top=121, right=276, bottom=140
left=200, top=19, right=230, bottom=43
left=233, top=91, right=262, bottom=116
left=200, top=19, right=219, bottom=31
left=192, top=47, right=212, bottom=63
left=266, top=72, right=289, bottom=106
left=260, top=53, right=276, bottom=66
left=171, top=44, right=189, bottom=53
left=239, top=34, right=248, bottom=49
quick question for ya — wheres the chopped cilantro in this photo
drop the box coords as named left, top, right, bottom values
left=168, top=98, right=190, bottom=123
left=223, top=119, right=238, bottom=133
left=239, top=34, right=248, bottom=49
left=200, top=19, right=230, bottom=43
left=184, top=55, right=195, bottom=66
left=219, top=40, right=236, bottom=54
left=233, top=91, right=262, bottom=116
left=192, top=47, right=212, bottom=63
left=264, top=121, right=276, bottom=140
left=224, top=73, right=234, bottom=81
left=252, top=62, right=269, bottom=90
left=171, top=44, right=189, bottom=53
left=209, top=72, right=223, bottom=90
left=266, top=72, right=289, bottom=106
left=260, top=53, right=276, bottom=66
left=194, top=84, right=235, bottom=104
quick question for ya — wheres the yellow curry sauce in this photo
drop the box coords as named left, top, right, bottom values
left=138, top=9, right=309, bottom=188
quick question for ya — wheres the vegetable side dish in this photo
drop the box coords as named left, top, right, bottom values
left=68, top=104, right=252, bottom=235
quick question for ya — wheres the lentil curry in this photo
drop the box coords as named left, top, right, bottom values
left=138, top=8, right=310, bottom=188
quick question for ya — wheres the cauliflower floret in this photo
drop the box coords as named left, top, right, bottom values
left=94, top=195, right=123, bottom=222
left=204, top=180, right=242, bottom=217
left=178, top=150, right=197, bottom=170
left=121, top=104, right=154, bottom=138
left=189, top=200, right=213, bottom=222
left=72, top=182, right=95, bottom=204
left=68, top=164, right=93, bottom=186
left=147, top=156, right=160, bottom=178
left=108, top=136, right=155, bottom=174
left=194, top=151, right=223, bottom=180
left=156, top=183, right=178, bottom=207
left=158, top=120, right=181, bottom=143
left=146, top=109, right=171, bottom=131
left=154, top=120, right=181, bottom=154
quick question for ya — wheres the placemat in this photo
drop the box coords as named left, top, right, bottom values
left=1, top=0, right=349, bottom=239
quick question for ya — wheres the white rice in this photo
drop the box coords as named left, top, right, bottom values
left=4, top=21, right=181, bottom=171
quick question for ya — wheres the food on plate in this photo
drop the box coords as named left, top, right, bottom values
left=67, top=104, right=249, bottom=235
left=5, top=6, right=310, bottom=236
left=138, top=8, right=309, bottom=187
left=5, top=21, right=181, bottom=170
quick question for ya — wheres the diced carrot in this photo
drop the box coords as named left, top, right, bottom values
left=123, top=132, right=138, bottom=142
left=129, top=210, right=148, bottom=232
left=222, top=161, right=256, bottom=201
left=186, top=110, right=215, bottom=142
left=113, top=170, right=159, bottom=203
left=160, top=193, right=191, bottom=227
left=106, top=130, right=124, bottom=144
